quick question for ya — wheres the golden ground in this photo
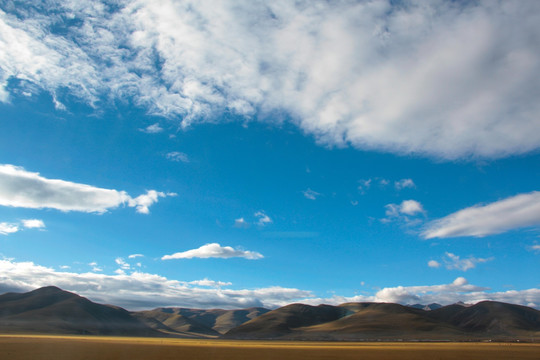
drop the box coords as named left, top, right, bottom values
left=0, top=335, right=539, bottom=360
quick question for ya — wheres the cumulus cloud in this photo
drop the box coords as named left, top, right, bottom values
left=384, top=200, right=425, bottom=223
left=128, top=254, right=144, bottom=259
left=428, top=260, right=441, bottom=268
left=423, top=191, right=540, bottom=239
left=0, top=222, right=18, bottom=235
left=2, top=2, right=540, bottom=159
left=254, top=211, right=272, bottom=226
left=0, top=164, right=173, bottom=214
left=529, top=245, right=540, bottom=253
left=303, top=188, right=320, bottom=200
left=166, top=151, right=189, bottom=163
left=0, top=218, right=46, bottom=235
left=395, top=178, right=415, bottom=190
left=21, top=219, right=45, bottom=229
left=0, top=258, right=308, bottom=310
left=161, top=243, right=263, bottom=260
left=140, top=123, right=163, bottom=134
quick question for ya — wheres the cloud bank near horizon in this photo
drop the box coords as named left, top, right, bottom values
left=1, top=1, right=539, bottom=159
left=1, top=258, right=539, bottom=310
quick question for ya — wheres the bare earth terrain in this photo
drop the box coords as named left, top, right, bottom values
left=1, top=335, right=539, bottom=360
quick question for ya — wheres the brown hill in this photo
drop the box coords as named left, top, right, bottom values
left=224, top=303, right=347, bottom=339
left=0, top=286, right=158, bottom=336
left=136, top=307, right=269, bottom=335
left=225, top=301, right=540, bottom=341
left=133, top=309, right=219, bottom=337
left=426, top=301, right=540, bottom=335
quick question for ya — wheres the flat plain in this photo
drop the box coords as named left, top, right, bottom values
left=1, top=335, right=539, bottom=360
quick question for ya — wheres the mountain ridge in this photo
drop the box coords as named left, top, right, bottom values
left=1, top=287, right=539, bottom=341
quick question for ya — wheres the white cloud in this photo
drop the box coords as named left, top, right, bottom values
left=442, top=252, right=493, bottom=271
left=128, top=254, right=144, bottom=259
left=128, top=190, right=176, bottom=214
left=423, top=191, right=540, bottom=239
left=529, top=245, right=540, bottom=253
left=234, top=217, right=249, bottom=228
left=0, top=164, right=173, bottom=214
left=428, top=260, right=441, bottom=268
left=0, top=222, right=18, bottom=235
left=0, top=218, right=46, bottom=235
left=358, top=178, right=372, bottom=194
left=21, top=219, right=45, bottom=229
left=400, top=200, right=424, bottom=216
left=166, top=151, right=189, bottom=163
left=162, top=243, right=263, bottom=260
left=2, top=2, right=540, bottom=159
left=2, top=258, right=540, bottom=310
left=115, top=257, right=130, bottom=270
left=384, top=200, right=425, bottom=222
left=0, top=258, right=308, bottom=310
left=88, top=262, right=103, bottom=272
left=300, top=276, right=540, bottom=309
left=188, top=278, right=232, bottom=288
left=303, top=188, right=320, bottom=200
left=254, top=211, right=272, bottom=226
left=395, top=178, right=415, bottom=190
left=140, top=123, right=163, bottom=134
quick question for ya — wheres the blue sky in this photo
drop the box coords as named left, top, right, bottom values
left=0, top=0, right=540, bottom=310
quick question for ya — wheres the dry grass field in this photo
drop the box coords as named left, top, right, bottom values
left=0, top=335, right=539, bottom=360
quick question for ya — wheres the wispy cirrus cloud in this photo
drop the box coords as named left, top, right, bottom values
left=303, top=188, right=320, bottom=200
left=2, top=2, right=539, bottom=159
left=162, top=243, right=263, bottom=260
left=429, top=252, right=493, bottom=272
left=254, top=211, right=272, bottom=226
left=423, top=191, right=540, bottom=239
left=165, top=151, right=189, bottom=163
left=0, top=164, right=174, bottom=214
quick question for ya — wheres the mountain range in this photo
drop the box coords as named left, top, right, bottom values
left=1, top=286, right=539, bottom=341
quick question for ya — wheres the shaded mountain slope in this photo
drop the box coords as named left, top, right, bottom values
left=427, top=301, right=540, bottom=334
left=133, top=309, right=219, bottom=337
left=224, top=303, right=347, bottom=338
left=0, top=286, right=157, bottom=336
left=225, top=301, right=540, bottom=340
left=136, top=307, right=270, bottom=335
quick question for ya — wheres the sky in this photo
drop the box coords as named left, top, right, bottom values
left=0, top=0, right=540, bottom=310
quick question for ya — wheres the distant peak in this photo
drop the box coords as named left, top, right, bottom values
left=29, top=286, right=74, bottom=296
